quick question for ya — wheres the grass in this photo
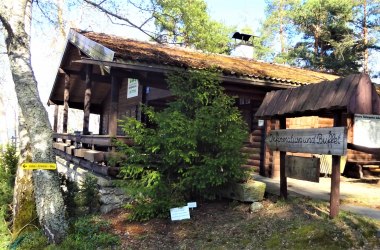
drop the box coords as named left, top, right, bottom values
left=10, top=216, right=120, bottom=250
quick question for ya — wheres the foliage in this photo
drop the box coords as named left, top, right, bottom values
left=117, top=69, right=248, bottom=220
left=0, top=144, right=18, bottom=249
left=288, top=0, right=362, bottom=74
left=79, top=175, right=99, bottom=213
left=47, top=216, right=120, bottom=249
left=12, top=216, right=120, bottom=249
left=255, top=0, right=298, bottom=62
left=258, top=0, right=380, bottom=75
left=60, top=174, right=99, bottom=217
left=153, top=0, right=234, bottom=53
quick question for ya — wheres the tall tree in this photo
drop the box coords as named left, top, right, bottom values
left=258, top=0, right=298, bottom=63
left=0, top=0, right=67, bottom=244
left=288, top=0, right=361, bottom=75
left=353, top=0, right=380, bottom=74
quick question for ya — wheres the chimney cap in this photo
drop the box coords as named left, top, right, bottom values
left=232, top=32, right=254, bottom=41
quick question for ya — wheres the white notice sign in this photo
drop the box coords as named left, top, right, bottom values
left=266, top=127, right=347, bottom=156
left=187, top=202, right=197, bottom=208
left=354, top=114, right=380, bottom=148
left=127, top=79, right=139, bottom=98
left=170, top=206, right=190, bottom=221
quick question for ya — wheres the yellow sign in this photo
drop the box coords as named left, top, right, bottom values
left=22, top=163, right=57, bottom=170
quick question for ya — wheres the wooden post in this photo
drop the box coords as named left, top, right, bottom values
left=141, top=85, right=148, bottom=123
left=330, top=112, right=342, bottom=218
left=53, top=105, right=59, bottom=133
left=99, top=115, right=104, bottom=135
left=63, top=74, right=70, bottom=133
left=83, top=64, right=93, bottom=135
left=279, top=116, right=287, bottom=199
left=109, top=75, right=120, bottom=137
left=259, top=119, right=267, bottom=176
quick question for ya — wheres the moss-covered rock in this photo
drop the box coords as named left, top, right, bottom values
left=220, top=180, right=266, bottom=202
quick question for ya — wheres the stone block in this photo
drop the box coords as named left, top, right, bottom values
left=66, top=145, right=76, bottom=155
left=55, top=142, right=67, bottom=151
left=84, top=150, right=104, bottom=162
left=220, top=180, right=266, bottom=202
left=100, top=203, right=122, bottom=214
left=74, top=148, right=87, bottom=158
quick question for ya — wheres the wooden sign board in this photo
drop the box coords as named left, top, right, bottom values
left=285, top=156, right=320, bottom=183
left=266, top=127, right=347, bottom=156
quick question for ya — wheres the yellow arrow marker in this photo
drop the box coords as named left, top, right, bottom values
left=22, top=163, right=57, bottom=170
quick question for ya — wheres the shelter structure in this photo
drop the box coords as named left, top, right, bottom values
left=255, top=73, right=380, bottom=217
left=48, top=28, right=340, bottom=177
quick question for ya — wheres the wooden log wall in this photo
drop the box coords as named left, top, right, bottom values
left=117, top=79, right=142, bottom=135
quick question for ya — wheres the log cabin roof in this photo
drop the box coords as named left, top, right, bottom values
left=255, top=74, right=380, bottom=119
left=78, top=29, right=338, bottom=85
left=48, top=29, right=340, bottom=113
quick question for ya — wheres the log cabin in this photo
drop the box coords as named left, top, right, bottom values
left=48, top=28, right=379, bottom=179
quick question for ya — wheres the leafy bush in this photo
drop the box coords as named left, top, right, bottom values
left=0, top=144, right=18, bottom=248
left=13, top=216, right=120, bottom=250
left=60, top=174, right=99, bottom=216
left=117, top=69, right=248, bottom=220
left=48, top=216, right=120, bottom=249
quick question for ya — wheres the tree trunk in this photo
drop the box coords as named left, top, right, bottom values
left=0, top=0, right=67, bottom=243
left=362, top=0, right=369, bottom=74
left=12, top=110, right=38, bottom=239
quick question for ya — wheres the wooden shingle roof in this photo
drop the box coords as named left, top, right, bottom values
left=255, top=74, right=380, bottom=118
left=77, top=29, right=339, bottom=85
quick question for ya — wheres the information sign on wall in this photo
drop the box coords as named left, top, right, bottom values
left=266, top=127, right=347, bottom=155
left=353, top=114, right=380, bottom=148
left=127, top=79, right=139, bottom=98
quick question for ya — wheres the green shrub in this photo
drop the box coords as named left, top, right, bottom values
left=60, top=174, right=99, bottom=217
left=46, top=216, right=120, bottom=249
left=0, top=144, right=18, bottom=248
left=117, top=69, right=248, bottom=220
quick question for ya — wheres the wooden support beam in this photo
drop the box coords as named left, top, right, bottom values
left=259, top=120, right=267, bottom=176
left=83, top=64, right=93, bottom=135
left=109, top=75, right=121, bottom=137
left=99, top=114, right=104, bottom=135
left=63, top=74, right=70, bottom=133
left=330, top=112, right=342, bottom=218
left=53, top=105, right=59, bottom=133
left=279, top=116, right=287, bottom=199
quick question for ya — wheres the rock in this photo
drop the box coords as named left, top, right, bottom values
left=377, top=229, right=380, bottom=238
left=220, top=180, right=266, bottom=202
left=100, top=203, right=123, bottom=214
left=250, top=202, right=264, bottom=212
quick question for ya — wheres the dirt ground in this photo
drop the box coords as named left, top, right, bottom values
left=102, top=196, right=380, bottom=249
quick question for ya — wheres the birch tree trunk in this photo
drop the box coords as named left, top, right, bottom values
left=12, top=109, right=37, bottom=238
left=0, top=0, right=67, bottom=243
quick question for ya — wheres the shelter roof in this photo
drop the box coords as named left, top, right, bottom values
left=255, top=74, right=380, bottom=119
left=77, top=29, right=338, bottom=85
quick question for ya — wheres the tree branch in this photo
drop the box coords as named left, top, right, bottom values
left=0, top=14, right=14, bottom=44
left=83, top=0, right=161, bottom=43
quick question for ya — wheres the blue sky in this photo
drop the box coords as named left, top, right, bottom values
left=206, top=0, right=266, bottom=32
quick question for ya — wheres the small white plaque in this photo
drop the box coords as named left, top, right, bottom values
left=187, top=202, right=197, bottom=208
left=258, top=120, right=264, bottom=127
left=170, top=206, right=190, bottom=221
left=127, top=79, right=139, bottom=98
